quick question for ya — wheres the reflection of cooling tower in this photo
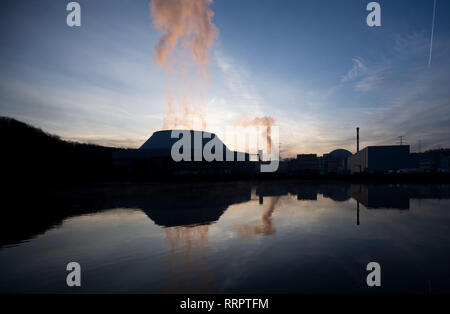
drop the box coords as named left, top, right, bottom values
left=143, top=205, right=227, bottom=227
left=139, top=182, right=252, bottom=227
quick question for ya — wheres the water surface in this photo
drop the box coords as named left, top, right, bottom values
left=1, top=182, right=450, bottom=293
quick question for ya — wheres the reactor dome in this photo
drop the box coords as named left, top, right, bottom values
left=329, top=149, right=352, bottom=159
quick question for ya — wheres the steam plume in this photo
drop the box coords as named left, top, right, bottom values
left=151, top=0, right=217, bottom=75
left=234, top=114, right=276, bottom=153
left=150, top=0, right=217, bottom=130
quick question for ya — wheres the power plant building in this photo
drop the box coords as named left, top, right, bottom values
left=347, top=145, right=410, bottom=174
left=293, top=154, right=319, bottom=173
left=321, top=149, right=352, bottom=174
left=112, top=130, right=255, bottom=177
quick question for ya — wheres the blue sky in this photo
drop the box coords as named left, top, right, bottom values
left=0, top=0, right=449, bottom=156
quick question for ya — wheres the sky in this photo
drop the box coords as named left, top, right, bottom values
left=0, top=0, right=449, bottom=157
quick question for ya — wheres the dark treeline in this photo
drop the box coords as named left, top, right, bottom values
left=426, top=148, right=450, bottom=157
left=0, top=117, right=122, bottom=185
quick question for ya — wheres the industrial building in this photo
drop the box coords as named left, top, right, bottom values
left=112, top=130, right=255, bottom=177
left=347, top=145, right=410, bottom=174
left=112, top=126, right=448, bottom=177
left=346, top=127, right=450, bottom=174
left=292, top=154, right=319, bottom=173
left=288, top=149, right=352, bottom=174
left=410, top=151, right=450, bottom=172
left=321, top=149, right=352, bottom=174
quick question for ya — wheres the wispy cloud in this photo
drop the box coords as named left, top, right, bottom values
left=0, top=61, right=164, bottom=148
left=341, top=58, right=367, bottom=83
left=355, top=72, right=384, bottom=92
left=213, top=51, right=266, bottom=113
left=341, top=34, right=450, bottom=151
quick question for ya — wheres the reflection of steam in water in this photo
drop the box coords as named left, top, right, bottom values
left=160, top=224, right=214, bottom=293
left=234, top=197, right=280, bottom=237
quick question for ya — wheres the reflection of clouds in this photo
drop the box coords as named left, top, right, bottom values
left=214, top=194, right=450, bottom=292
left=214, top=51, right=266, bottom=113
left=234, top=197, right=280, bottom=237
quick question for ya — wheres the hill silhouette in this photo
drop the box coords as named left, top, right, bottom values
left=0, top=117, right=121, bottom=185
left=0, top=117, right=256, bottom=184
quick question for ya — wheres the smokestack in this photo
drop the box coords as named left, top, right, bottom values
left=356, top=127, right=360, bottom=153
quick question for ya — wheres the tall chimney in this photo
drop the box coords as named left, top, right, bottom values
left=356, top=127, right=360, bottom=153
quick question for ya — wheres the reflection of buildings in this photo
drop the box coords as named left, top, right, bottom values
left=256, top=184, right=318, bottom=202
left=296, top=188, right=317, bottom=201
left=348, top=184, right=410, bottom=209
left=319, top=184, right=351, bottom=202
left=4, top=182, right=450, bottom=248
left=348, top=184, right=450, bottom=210
left=402, top=184, right=450, bottom=199
left=255, top=183, right=350, bottom=203
left=256, top=183, right=450, bottom=212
